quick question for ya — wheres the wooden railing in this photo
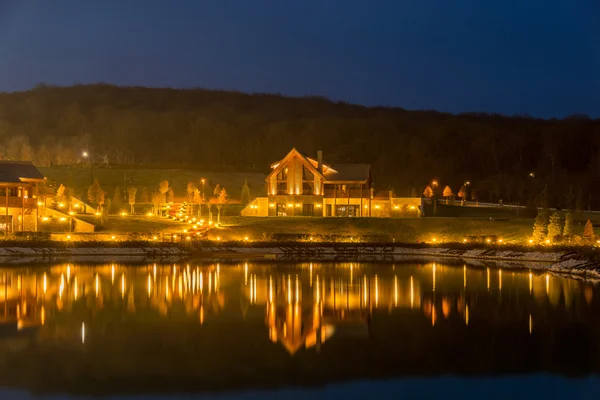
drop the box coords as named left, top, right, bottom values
left=1, top=197, right=38, bottom=208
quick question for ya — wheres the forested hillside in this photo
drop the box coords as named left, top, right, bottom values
left=0, top=84, right=598, bottom=206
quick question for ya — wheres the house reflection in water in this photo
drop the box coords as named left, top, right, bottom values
left=243, top=263, right=422, bottom=355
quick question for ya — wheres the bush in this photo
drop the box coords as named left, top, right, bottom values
left=4, top=232, right=52, bottom=241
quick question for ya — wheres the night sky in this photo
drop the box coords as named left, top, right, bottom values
left=0, top=0, right=598, bottom=118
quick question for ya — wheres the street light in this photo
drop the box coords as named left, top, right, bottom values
left=83, top=151, right=93, bottom=184
left=529, top=172, right=535, bottom=178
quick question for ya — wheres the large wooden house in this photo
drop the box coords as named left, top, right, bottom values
left=0, top=161, right=44, bottom=232
left=242, top=148, right=420, bottom=217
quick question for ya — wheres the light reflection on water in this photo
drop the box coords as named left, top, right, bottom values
left=0, top=261, right=598, bottom=396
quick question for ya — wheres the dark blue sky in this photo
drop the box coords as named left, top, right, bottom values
left=0, top=0, right=598, bottom=118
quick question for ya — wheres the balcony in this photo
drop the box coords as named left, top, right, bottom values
left=1, top=197, right=38, bottom=208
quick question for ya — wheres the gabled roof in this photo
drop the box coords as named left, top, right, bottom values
left=323, top=164, right=370, bottom=183
left=266, top=148, right=325, bottom=182
left=0, top=161, right=44, bottom=183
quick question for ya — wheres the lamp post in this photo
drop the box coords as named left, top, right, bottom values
left=432, top=180, right=439, bottom=217
left=200, top=179, right=206, bottom=219
left=83, top=151, right=93, bottom=184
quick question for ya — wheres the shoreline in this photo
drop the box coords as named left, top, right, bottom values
left=0, top=244, right=597, bottom=280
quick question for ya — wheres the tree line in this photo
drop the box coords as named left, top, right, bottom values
left=1, top=83, right=599, bottom=207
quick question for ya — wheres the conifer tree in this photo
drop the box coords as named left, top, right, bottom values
left=240, top=179, right=251, bottom=205
left=88, top=179, right=103, bottom=212
left=112, top=187, right=123, bottom=213
left=563, top=212, right=574, bottom=237
left=443, top=185, right=453, bottom=204
left=547, top=211, right=562, bottom=242
left=423, top=185, right=433, bottom=198
left=532, top=210, right=548, bottom=244
left=583, top=219, right=595, bottom=241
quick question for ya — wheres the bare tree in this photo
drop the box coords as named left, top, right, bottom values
left=216, top=188, right=227, bottom=224
left=127, top=186, right=137, bottom=214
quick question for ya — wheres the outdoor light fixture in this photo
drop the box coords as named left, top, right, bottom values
left=269, top=203, right=275, bottom=208
left=295, top=203, right=301, bottom=208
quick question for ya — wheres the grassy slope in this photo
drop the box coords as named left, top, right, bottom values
left=214, top=213, right=600, bottom=243
left=213, top=216, right=533, bottom=243
left=77, top=215, right=186, bottom=233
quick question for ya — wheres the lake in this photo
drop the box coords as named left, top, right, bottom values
left=0, top=260, right=598, bottom=399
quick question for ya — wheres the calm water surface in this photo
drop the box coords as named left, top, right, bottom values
left=0, top=261, right=599, bottom=399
